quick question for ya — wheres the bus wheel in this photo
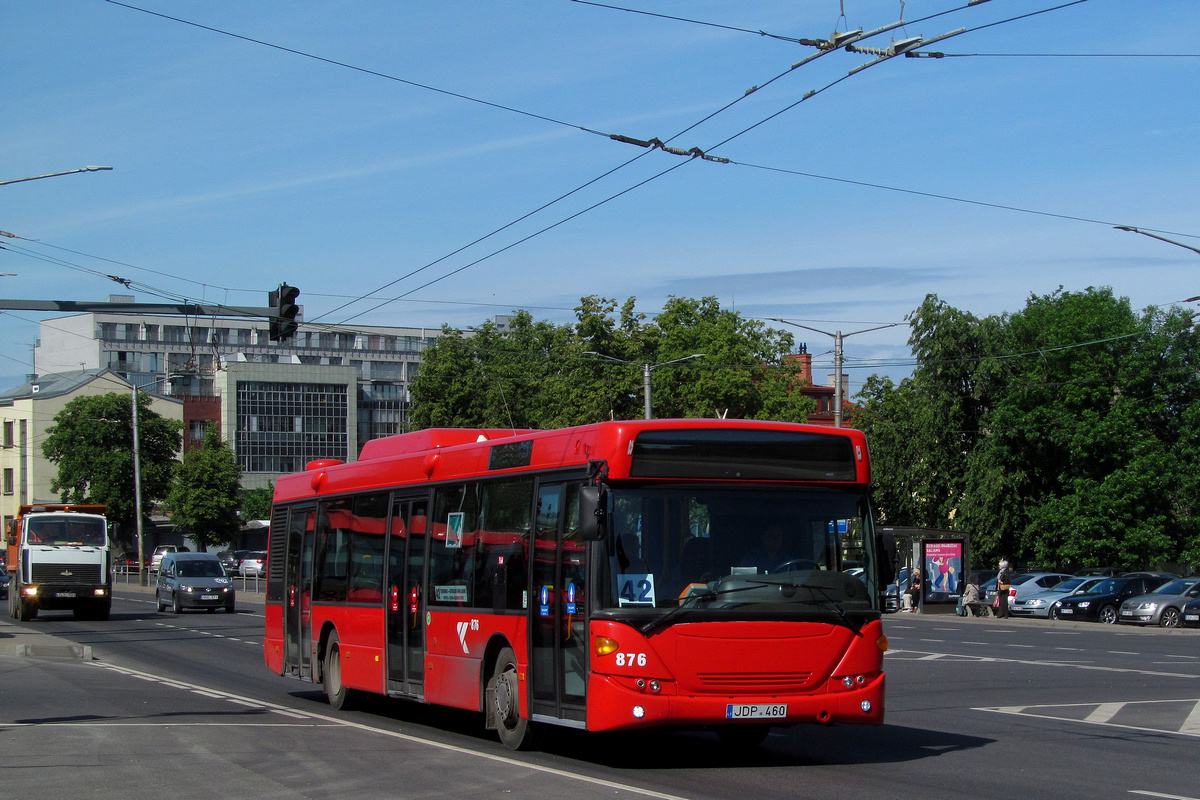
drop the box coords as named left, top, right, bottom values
left=492, top=646, right=538, bottom=750
left=323, top=632, right=357, bottom=711
left=717, top=725, right=771, bottom=748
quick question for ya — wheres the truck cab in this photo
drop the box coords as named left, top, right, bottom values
left=6, top=505, right=112, bottom=621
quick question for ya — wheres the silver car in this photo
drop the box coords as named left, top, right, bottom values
left=1118, top=578, right=1200, bottom=628
left=1010, top=576, right=1103, bottom=618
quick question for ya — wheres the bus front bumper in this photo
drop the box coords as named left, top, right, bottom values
left=585, top=671, right=885, bottom=732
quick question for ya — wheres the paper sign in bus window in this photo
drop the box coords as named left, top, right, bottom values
left=446, top=512, right=464, bottom=549
left=618, top=573, right=656, bottom=606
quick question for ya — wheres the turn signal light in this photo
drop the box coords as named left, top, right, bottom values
left=595, top=636, right=619, bottom=657
left=877, top=634, right=889, bottom=652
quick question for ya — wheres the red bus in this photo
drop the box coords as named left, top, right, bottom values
left=264, top=419, right=891, bottom=749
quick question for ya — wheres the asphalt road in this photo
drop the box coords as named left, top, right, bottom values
left=1, top=588, right=1197, bottom=800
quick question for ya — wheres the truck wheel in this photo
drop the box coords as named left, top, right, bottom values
left=18, top=597, right=37, bottom=622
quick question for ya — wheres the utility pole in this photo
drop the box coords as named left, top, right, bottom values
left=585, top=352, right=705, bottom=419
left=770, top=320, right=897, bottom=427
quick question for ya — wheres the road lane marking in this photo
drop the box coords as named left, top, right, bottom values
left=1178, top=701, right=1200, bottom=735
left=1129, top=792, right=1200, bottom=800
left=978, top=698, right=1200, bottom=739
left=1083, top=702, right=1124, bottom=723
left=888, top=648, right=1198, bottom=679
left=87, top=661, right=695, bottom=800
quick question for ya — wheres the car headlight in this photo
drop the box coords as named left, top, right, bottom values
left=1029, top=599, right=1045, bottom=607
left=181, top=585, right=193, bottom=593
left=1077, top=601, right=1090, bottom=608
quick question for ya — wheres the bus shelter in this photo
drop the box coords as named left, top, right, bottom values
left=878, top=526, right=975, bottom=614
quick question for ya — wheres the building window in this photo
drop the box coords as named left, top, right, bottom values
left=235, top=381, right=349, bottom=473
left=189, top=420, right=210, bottom=443
left=3, top=420, right=12, bottom=448
left=3, top=468, right=13, bottom=495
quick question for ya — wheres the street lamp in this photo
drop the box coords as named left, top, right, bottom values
left=769, top=320, right=898, bottom=428
left=584, top=352, right=705, bottom=419
left=1114, top=226, right=1200, bottom=258
left=0, top=165, right=113, bottom=188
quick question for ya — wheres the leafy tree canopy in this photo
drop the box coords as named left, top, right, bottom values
left=410, top=296, right=815, bottom=429
left=164, top=427, right=243, bottom=551
left=857, top=288, right=1200, bottom=572
left=42, top=391, right=182, bottom=530
left=239, top=484, right=274, bottom=522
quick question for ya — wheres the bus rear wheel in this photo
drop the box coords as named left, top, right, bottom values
left=323, top=632, right=357, bottom=711
left=491, top=646, right=538, bottom=750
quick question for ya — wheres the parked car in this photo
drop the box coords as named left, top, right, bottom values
left=883, top=566, right=912, bottom=613
left=1007, top=572, right=1074, bottom=604
left=150, top=544, right=190, bottom=571
left=1074, top=566, right=1123, bottom=578
left=1118, top=578, right=1200, bottom=628
left=1010, top=576, right=1103, bottom=618
left=1051, top=575, right=1172, bottom=623
left=238, top=551, right=267, bottom=577
left=1182, top=596, right=1200, bottom=628
left=0, top=570, right=9, bottom=599
left=156, top=552, right=235, bottom=613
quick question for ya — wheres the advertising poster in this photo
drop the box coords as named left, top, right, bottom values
left=922, top=540, right=963, bottom=602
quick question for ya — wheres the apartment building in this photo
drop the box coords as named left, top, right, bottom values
left=31, top=297, right=441, bottom=489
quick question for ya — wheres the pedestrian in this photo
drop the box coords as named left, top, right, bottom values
left=995, top=560, right=1013, bottom=618
left=961, top=573, right=984, bottom=617
left=905, top=568, right=922, bottom=612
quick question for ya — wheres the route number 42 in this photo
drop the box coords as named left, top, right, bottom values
left=617, top=573, right=656, bottom=606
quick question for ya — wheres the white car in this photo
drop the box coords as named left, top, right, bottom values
left=1009, top=576, right=1102, bottom=618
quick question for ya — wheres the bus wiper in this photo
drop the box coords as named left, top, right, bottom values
left=801, top=584, right=862, bottom=636
left=639, top=580, right=774, bottom=635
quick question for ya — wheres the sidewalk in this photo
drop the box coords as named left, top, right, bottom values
left=0, top=609, right=93, bottom=660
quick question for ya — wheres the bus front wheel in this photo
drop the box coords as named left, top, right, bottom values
left=491, top=646, right=538, bottom=750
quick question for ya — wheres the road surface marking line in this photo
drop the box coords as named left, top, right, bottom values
left=192, top=690, right=224, bottom=698
left=1178, top=701, right=1200, bottom=735
left=976, top=707, right=1200, bottom=740
left=891, top=649, right=1198, bottom=679
left=87, top=661, right=693, bottom=800
left=1129, top=791, right=1200, bottom=800
left=1084, top=703, right=1125, bottom=723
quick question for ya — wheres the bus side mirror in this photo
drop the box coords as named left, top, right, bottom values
left=579, top=485, right=608, bottom=541
left=877, top=533, right=897, bottom=586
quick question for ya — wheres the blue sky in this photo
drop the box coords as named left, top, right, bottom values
left=3, top=0, right=1198, bottom=395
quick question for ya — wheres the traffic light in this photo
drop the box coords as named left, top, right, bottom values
left=269, top=283, right=301, bottom=341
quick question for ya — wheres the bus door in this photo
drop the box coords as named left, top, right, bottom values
left=282, top=504, right=317, bottom=680
left=530, top=483, right=587, bottom=724
left=386, top=495, right=429, bottom=696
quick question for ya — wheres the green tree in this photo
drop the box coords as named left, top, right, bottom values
left=42, top=392, right=182, bottom=531
left=409, top=296, right=814, bottom=428
left=164, top=428, right=243, bottom=551
left=239, top=484, right=274, bottom=521
left=858, top=288, right=1200, bottom=572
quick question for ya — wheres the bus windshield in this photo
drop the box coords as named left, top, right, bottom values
left=24, top=516, right=107, bottom=546
left=598, top=486, right=876, bottom=613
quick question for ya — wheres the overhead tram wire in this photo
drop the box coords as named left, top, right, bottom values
left=105, top=0, right=995, bottom=325
left=100, top=0, right=1094, bottom=323
left=327, top=4, right=1014, bottom=324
